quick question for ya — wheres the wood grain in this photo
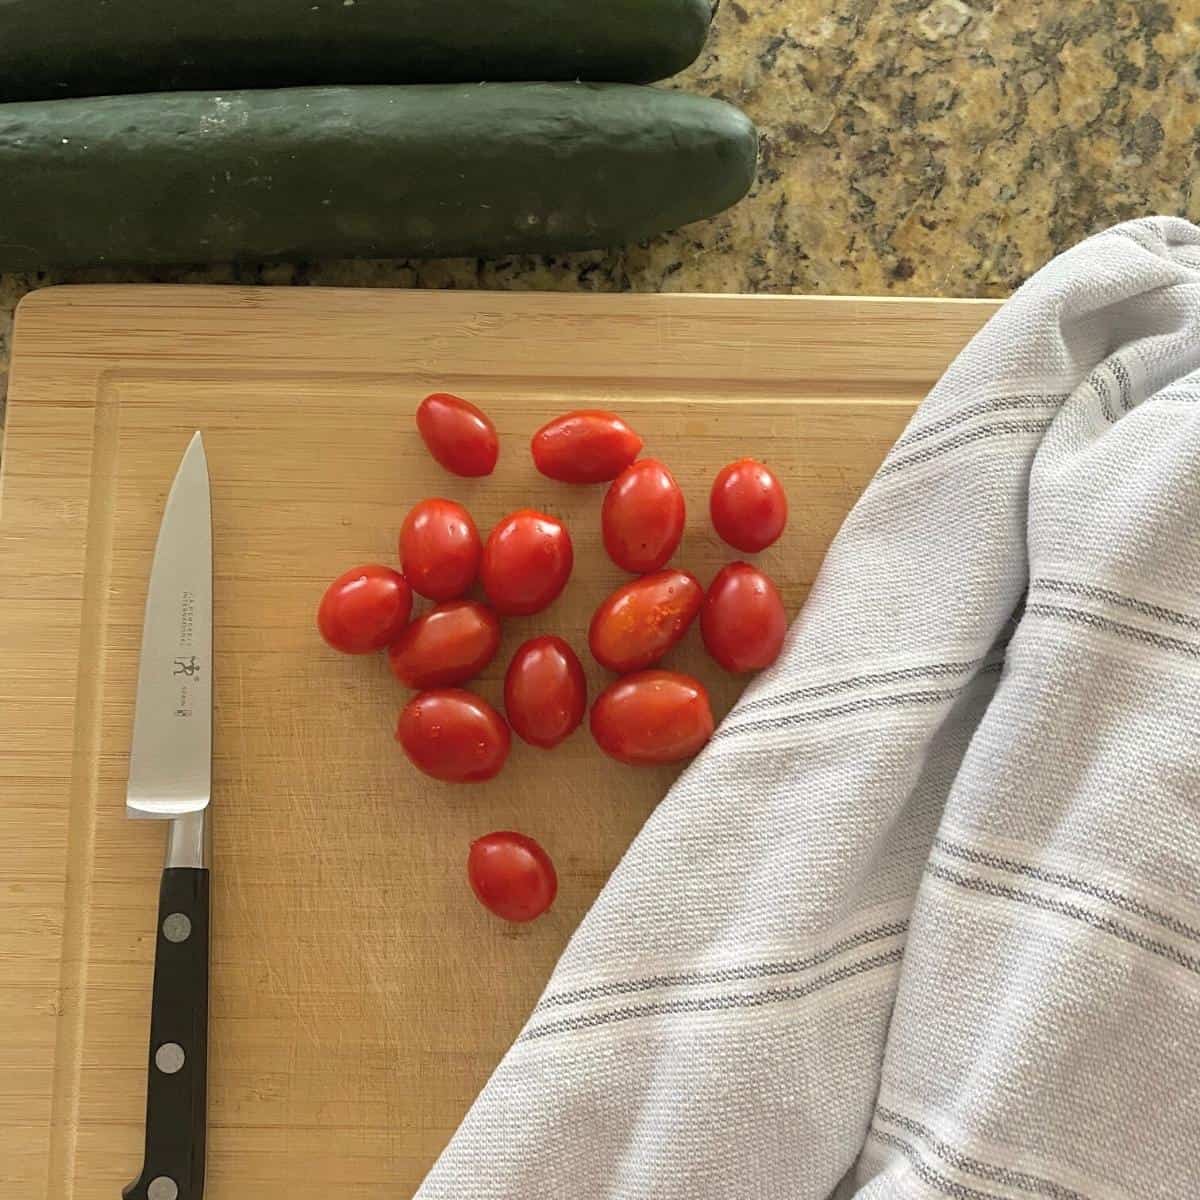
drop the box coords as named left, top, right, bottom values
left=0, top=286, right=999, bottom=1199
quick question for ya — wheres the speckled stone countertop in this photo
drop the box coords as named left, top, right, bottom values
left=2, top=0, right=1198, bottom=411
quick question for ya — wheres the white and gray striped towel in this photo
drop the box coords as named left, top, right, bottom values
left=417, top=216, right=1200, bottom=1200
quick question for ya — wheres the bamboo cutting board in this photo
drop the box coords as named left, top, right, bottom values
left=0, top=286, right=997, bottom=1200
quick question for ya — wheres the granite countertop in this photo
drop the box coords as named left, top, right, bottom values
left=2, top=0, right=1197, bottom=410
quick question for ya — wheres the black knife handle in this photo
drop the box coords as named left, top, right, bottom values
left=124, top=867, right=210, bottom=1200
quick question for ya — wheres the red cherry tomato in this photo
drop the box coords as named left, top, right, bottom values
left=396, top=688, right=510, bottom=782
left=416, top=392, right=499, bottom=477
left=317, top=564, right=412, bottom=654
left=710, top=459, right=788, bottom=552
left=504, top=636, right=587, bottom=748
left=481, top=509, right=574, bottom=616
left=590, top=670, right=714, bottom=766
left=399, top=498, right=482, bottom=601
left=701, top=562, right=787, bottom=673
left=588, top=569, right=703, bottom=673
left=531, top=410, right=644, bottom=484
left=467, top=831, right=558, bottom=923
left=387, top=601, right=500, bottom=689
left=601, top=459, right=686, bottom=574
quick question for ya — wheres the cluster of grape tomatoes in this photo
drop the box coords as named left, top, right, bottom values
left=317, top=393, right=789, bottom=922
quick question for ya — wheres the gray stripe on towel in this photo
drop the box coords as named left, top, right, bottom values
left=925, top=863, right=1200, bottom=977
left=520, top=948, right=904, bottom=1042
left=536, top=921, right=908, bottom=1011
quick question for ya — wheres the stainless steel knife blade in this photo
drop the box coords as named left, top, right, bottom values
left=127, top=431, right=213, bottom=819
left=124, top=432, right=213, bottom=1200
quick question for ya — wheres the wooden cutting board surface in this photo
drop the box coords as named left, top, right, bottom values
left=0, top=286, right=997, bottom=1199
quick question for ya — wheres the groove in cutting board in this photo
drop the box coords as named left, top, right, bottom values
left=48, top=378, right=122, bottom=1200
left=0, top=286, right=999, bottom=1199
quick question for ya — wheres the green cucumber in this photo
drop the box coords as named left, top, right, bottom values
left=0, top=84, right=757, bottom=270
left=0, top=0, right=716, bottom=102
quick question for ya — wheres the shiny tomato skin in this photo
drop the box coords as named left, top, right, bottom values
left=396, top=688, right=510, bottom=782
left=588, top=569, right=703, bottom=673
left=531, top=410, right=644, bottom=484
left=317, top=564, right=412, bottom=654
left=467, top=831, right=558, bottom=923
left=503, top=636, right=587, bottom=748
left=710, top=459, right=788, bottom=552
left=590, top=670, right=714, bottom=766
left=416, top=392, right=499, bottom=477
left=601, top=459, right=686, bottom=574
left=481, top=509, right=574, bottom=616
left=387, top=601, right=501, bottom=689
left=701, top=562, right=787, bottom=673
left=399, top=498, right=482, bottom=601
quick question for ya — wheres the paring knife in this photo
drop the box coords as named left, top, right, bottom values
left=124, top=432, right=212, bottom=1200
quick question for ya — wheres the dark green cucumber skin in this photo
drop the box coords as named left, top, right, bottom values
left=0, top=84, right=758, bottom=270
left=0, top=0, right=715, bottom=101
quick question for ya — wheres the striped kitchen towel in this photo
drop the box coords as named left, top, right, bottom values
left=416, top=216, right=1200, bottom=1200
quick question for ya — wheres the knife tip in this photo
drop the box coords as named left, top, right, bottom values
left=184, top=430, right=209, bottom=469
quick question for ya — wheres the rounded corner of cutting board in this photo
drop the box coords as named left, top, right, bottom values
left=12, top=282, right=99, bottom=321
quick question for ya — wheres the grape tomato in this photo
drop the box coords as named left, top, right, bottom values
left=467, top=831, right=558, bottom=923
left=710, top=458, right=788, bottom=553
left=481, top=509, right=574, bottom=616
left=317, top=564, right=412, bottom=655
left=504, top=635, right=587, bottom=748
left=701, top=562, right=787, bottom=673
left=531, top=410, right=643, bottom=484
left=387, top=601, right=500, bottom=689
left=601, top=459, right=686, bottom=574
left=590, top=670, right=714, bottom=765
left=416, top=392, right=499, bottom=477
left=588, top=569, right=702, bottom=673
left=399, top=498, right=481, bottom=601
left=396, top=688, right=510, bottom=782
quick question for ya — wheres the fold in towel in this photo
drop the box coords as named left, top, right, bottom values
left=417, top=216, right=1200, bottom=1200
